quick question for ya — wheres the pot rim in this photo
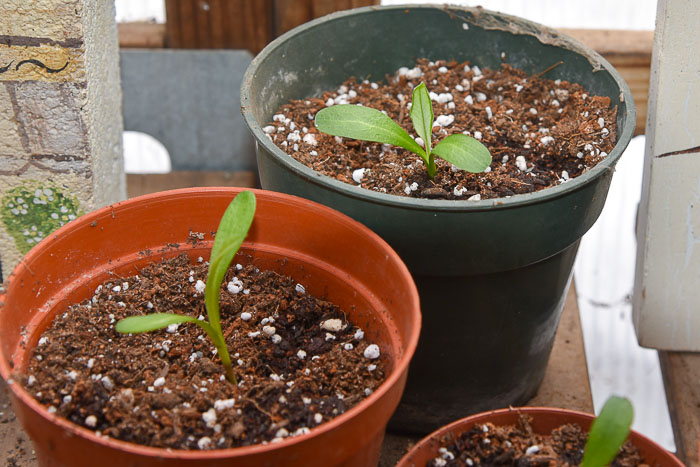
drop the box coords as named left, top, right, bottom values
left=397, top=406, right=683, bottom=466
left=0, top=187, right=421, bottom=460
left=240, top=4, right=636, bottom=212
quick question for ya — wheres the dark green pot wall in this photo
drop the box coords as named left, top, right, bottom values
left=396, top=241, right=579, bottom=432
left=242, top=5, right=635, bottom=431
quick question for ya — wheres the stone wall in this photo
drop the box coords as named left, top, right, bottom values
left=0, top=0, right=125, bottom=280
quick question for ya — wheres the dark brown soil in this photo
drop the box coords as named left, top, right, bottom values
left=20, top=253, right=386, bottom=450
left=427, top=416, right=649, bottom=467
left=265, top=58, right=618, bottom=200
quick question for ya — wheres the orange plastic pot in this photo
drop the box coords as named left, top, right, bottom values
left=0, top=187, right=420, bottom=467
left=397, top=407, right=684, bottom=467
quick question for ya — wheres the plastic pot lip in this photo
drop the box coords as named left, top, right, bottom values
left=397, top=406, right=683, bottom=467
left=241, top=4, right=635, bottom=213
left=0, top=187, right=421, bottom=460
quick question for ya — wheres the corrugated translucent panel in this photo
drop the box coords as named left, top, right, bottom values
left=575, top=136, right=674, bottom=450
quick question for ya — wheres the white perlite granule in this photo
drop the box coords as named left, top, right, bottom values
left=363, top=344, right=380, bottom=359
left=202, top=408, right=217, bottom=428
left=320, top=319, right=344, bottom=332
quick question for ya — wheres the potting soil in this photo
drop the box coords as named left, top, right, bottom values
left=265, top=58, right=618, bottom=200
left=21, top=253, right=386, bottom=449
left=428, top=415, right=647, bottom=466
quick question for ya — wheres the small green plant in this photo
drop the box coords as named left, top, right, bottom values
left=581, top=396, right=634, bottom=467
left=115, top=190, right=256, bottom=384
left=315, top=82, right=492, bottom=179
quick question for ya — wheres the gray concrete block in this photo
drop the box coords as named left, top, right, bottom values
left=120, top=50, right=256, bottom=172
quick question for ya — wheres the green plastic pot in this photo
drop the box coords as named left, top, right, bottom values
left=241, top=5, right=635, bottom=433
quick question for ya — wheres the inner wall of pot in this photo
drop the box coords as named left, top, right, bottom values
left=250, top=6, right=628, bottom=146
left=11, top=246, right=397, bottom=377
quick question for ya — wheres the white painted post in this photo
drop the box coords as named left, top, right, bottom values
left=633, top=0, right=700, bottom=350
left=0, top=0, right=125, bottom=280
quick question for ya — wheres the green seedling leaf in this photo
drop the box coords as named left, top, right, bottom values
left=116, top=191, right=257, bottom=385
left=204, top=190, right=256, bottom=383
left=410, top=83, right=437, bottom=178
left=315, top=104, right=426, bottom=158
left=115, top=313, right=202, bottom=334
left=432, top=134, right=492, bottom=173
left=206, top=190, right=256, bottom=336
left=410, top=83, right=434, bottom=155
left=582, top=396, right=634, bottom=467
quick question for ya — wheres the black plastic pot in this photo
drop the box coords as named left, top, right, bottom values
left=241, top=5, right=635, bottom=433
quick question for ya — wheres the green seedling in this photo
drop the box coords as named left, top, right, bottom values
left=582, top=396, right=634, bottom=467
left=315, top=82, right=491, bottom=179
left=115, top=191, right=256, bottom=384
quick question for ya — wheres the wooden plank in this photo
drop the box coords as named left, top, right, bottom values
left=117, top=22, right=166, bottom=48
left=165, top=0, right=272, bottom=53
left=312, top=0, right=378, bottom=17
left=222, top=0, right=243, bottom=50
left=527, top=283, right=593, bottom=412
left=561, top=29, right=653, bottom=58
left=163, top=0, right=378, bottom=52
left=124, top=23, right=650, bottom=57
left=195, top=0, right=212, bottom=48
left=274, top=0, right=313, bottom=36
left=163, top=0, right=182, bottom=48
left=244, top=0, right=273, bottom=53
left=379, top=283, right=592, bottom=466
left=272, top=0, right=381, bottom=34
left=659, top=351, right=700, bottom=466
left=178, top=0, right=198, bottom=49
left=126, top=171, right=258, bottom=198
left=209, top=0, right=226, bottom=49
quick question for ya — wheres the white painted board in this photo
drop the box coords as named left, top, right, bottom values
left=633, top=0, right=700, bottom=351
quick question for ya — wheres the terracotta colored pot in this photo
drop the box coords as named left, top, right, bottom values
left=0, top=188, right=421, bottom=466
left=397, top=407, right=684, bottom=467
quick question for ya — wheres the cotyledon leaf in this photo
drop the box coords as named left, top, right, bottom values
left=115, top=313, right=205, bottom=334
left=315, top=104, right=426, bottom=161
left=432, top=134, right=492, bottom=173
left=410, top=82, right=434, bottom=155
